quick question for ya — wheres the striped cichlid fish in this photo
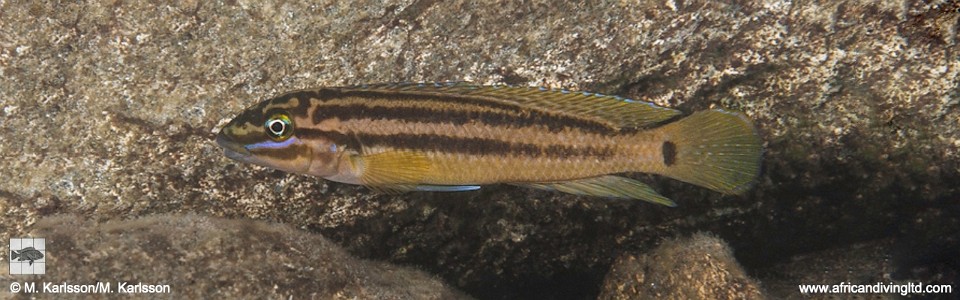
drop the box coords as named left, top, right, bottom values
left=215, top=82, right=762, bottom=206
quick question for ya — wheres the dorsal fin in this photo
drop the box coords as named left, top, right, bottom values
left=341, top=82, right=681, bottom=129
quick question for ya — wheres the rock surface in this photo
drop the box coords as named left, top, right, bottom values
left=599, top=233, right=765, bottom=300
left=761, top=238, right=900, bottom=300
left=0, top=214, right=471, bottom=299
left=0, top=0, right=957, bottom=299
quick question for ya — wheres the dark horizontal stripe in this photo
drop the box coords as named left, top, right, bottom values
left=296, top=127, right=362, bottom=151
left=341, top=89, right=523, bottom=113
left=249, top=144, right=312, bottom=161
left=311, top=103, right=595, bottom=134
left=296, top=128, right=614, bottom=158
left=307, top=89, right=619, bottom=134
left=355, top=132, right=615, bottom=158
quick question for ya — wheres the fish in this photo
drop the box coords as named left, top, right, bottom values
left=11, top=246, right=44, bottom=265
left=215, top=82, right=762, bottom=206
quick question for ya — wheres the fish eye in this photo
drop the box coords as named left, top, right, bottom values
left=264, top=113, right=293, bottom=140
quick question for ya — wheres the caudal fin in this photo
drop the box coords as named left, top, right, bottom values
left=11, top=250, right=19, bottom=260
left=656, top=110, right=762, bottom=194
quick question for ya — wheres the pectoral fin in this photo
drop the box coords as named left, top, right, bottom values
left=513, top=175, right=676, bottom=207
left=356, top=151, right=481, bottom=194
left=358, top=151, right=432, bottom=187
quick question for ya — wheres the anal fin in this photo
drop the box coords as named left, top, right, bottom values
left=513, top=175, right=676, bottom=207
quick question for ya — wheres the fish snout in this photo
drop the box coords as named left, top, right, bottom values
left=216, top=132, right=252, bottom=161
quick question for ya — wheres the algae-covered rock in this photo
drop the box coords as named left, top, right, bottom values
left=599, top=233, right=765, bottom=300
left=0, top=214, right=471, bottom=299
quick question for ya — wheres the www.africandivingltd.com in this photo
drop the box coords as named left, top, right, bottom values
left=799, top=281, right=953, bottom=296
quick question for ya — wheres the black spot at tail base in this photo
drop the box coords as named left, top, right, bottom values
left=662, top=141, right=676, bottom=166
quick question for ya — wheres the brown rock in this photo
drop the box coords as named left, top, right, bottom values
left=600, top=233, right=764, bottom=300
left=0, top=214, right=471, bottom=299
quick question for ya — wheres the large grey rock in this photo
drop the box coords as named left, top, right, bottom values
left=0, top=214, right=471, bottom=299
left=1, top=0, right=956, bottom=298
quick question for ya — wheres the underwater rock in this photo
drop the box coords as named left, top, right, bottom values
left=0, top=214, right=470, bottom=299
left=599, top=233, right=765, bottom=300
left=0, top=0, right=957, bottom=299
left=760, top=238, right=898, bottom=299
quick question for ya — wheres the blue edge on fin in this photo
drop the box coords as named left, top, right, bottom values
left=414, top=185, right=482, bottom=192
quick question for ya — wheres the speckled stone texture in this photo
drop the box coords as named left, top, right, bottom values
left=0, top=214, right=471, bottom=299
left=762, top=238, right=902, bottom=300
left=599, top=233, right=764, bottom=300
left=1, top=0, right=957, bottom=299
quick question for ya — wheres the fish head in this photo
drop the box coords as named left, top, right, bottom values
left=216, top=96, right=342, bottom=178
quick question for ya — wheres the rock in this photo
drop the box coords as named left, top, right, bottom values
left=761, top=238, right=899, bottom=299
left=0, top=0, right=957, bottom=299
left=599, top=233, right=765, bottom=300
left=0, top=214, right=471, bottom=299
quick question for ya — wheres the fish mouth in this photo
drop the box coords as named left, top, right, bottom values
left=215, top=133, right=252, bottom=161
